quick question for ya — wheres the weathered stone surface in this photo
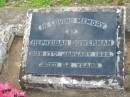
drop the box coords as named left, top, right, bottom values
left=126, top=4, right=130, bottom=32
left=0, top=8, right=26, bottom=72
left=125, top=0, right=130, bottom=32
left=0, top=8, right=26, bottom=35
left=20, top=7, right=125, bottom=89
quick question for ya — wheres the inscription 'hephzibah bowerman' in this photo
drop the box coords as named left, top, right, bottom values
left=29, top=40, right=114, bottom=46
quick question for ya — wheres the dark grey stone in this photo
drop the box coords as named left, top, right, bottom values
left=26, top=11, right=117, bottom=75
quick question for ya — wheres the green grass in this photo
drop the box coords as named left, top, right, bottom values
left=57, top=0, right=71, bottom=6
left=9, top=0, right=53, bottom=7
left=1, top=0, right=124, bottom=8
left=0, top=0, right=5, bottom=7
left=6, top=0, right=70, bottom=7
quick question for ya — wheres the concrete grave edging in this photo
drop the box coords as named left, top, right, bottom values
left=0, top=24, right=25, bottom=72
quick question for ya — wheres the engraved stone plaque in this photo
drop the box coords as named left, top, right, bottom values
left=20, top=7, right=126, bottom=89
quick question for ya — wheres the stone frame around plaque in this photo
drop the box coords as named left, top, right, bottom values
left=19, top=7, right=126, bottom=89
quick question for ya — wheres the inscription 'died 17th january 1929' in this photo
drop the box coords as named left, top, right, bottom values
left=25, top=11, right=118, bottom=76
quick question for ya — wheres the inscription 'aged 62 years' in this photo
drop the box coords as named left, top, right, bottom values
left=20, top=7, right=125, bottom=89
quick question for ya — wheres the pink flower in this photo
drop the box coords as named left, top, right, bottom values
left=0, top=82, right=11, bottom=91
left=11, top=87, right=19, bottom=95
left=0, top=82, right=4, bottom=91
left=0, top=91, right=3, bottom=97
left=0, top=81, right=26, bottom=97
left=4, top=82, right=11, bottom=90
left=17, top=91, right=26, bottom=97
left=2, top=92, right=12, bottom=97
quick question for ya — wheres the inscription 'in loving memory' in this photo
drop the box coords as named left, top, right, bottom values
left=38, top=18, right=107, bottom=31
